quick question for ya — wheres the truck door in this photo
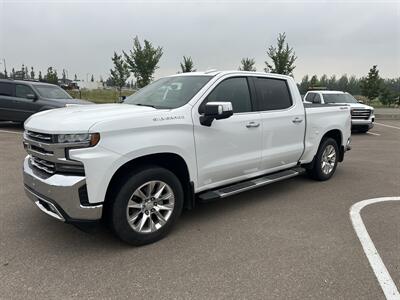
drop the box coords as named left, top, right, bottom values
left=12, top=84, right=40, bottom=121
left=252, top=77, right=305, bottom=171
left=193, top=76, right=262, bottom=189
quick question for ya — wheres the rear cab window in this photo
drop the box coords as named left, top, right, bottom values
left=253, top=77, right=292, bottom=111
left=305, top=92, right=316, bottom=103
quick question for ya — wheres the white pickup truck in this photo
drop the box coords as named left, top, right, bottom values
left=23, top=71, right=351, bottom=245
left=304, top=90, right=375, bottom=133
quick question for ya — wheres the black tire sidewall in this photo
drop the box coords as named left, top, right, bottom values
left=111, top=166, right=184, bottom=245
left=313, top=138, right=339, bottom=181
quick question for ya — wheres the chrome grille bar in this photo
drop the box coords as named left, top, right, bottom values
left=26, top=131, right=54, bottom=143
left=351, top=109, right=371, bottom=120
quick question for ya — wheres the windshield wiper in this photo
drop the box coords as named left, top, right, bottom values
left=134, top=103, right=157, bottom=108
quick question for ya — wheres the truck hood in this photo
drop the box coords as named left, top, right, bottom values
left=333, top=102, right=373, bottom=110
left=45, top=98, right=93, bottom=105
left=24, top=104, right=158, bottom=133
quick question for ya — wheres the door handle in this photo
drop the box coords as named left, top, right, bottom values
left=246, top=121, right=260, bottom=128
left=292, top=117, right=303, bottom=124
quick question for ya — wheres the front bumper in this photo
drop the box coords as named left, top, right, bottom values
left=23, top=156, right=103, bottom=222
left=351, top=117, right=374, bottom=129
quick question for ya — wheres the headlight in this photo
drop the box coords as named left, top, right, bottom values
left=56, top=133, right=100, bottom=146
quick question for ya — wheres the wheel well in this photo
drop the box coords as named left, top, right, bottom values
left=322, top=129, right=342, bottom=148
left=303, top=129, right=344, bottom=169
left=321, top=129, right=344, bottom=162
left=104, top=153, right=194, bottom=216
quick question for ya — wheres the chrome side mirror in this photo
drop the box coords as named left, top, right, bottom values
left=200, top=102, right=233, bottom=126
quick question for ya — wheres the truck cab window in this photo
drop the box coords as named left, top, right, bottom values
left=305, top=93, right=316, bottom=103
left=255, top=78, right=292, bottom=110
left=203, top=77, right=252, bottom=113
left=313, top=94, right=321, bottom=104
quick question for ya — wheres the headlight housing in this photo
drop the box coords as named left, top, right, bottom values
left=56, top=133, right=100, bottom=147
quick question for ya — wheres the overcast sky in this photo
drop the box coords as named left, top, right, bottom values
left=1, top=0, right=399, bottom=83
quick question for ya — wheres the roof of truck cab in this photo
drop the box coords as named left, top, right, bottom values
left=167, top=70, right=293, bottom=80
left=309, top=90, right=346, bottom=94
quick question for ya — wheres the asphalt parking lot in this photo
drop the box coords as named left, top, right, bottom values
left=0, top=121, right=399, bottom=299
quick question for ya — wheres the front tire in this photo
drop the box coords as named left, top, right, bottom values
left=308, top=138, right=339, bottom=181
left=110, top=166, right=184, bottom=246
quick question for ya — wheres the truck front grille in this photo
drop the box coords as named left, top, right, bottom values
left=30, top=156, right=56, bottom=174
left=351, top=109, right=371, bottom=120
left=24, top=130, right=85, bottom=176
left=26, top=131, right=55, bottom=143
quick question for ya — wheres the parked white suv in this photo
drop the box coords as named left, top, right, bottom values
left=304, top=90, right=374, bottom=133
left=23, top=71, right=351, bottom=245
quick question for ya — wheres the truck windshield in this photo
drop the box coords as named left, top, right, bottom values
left=34, top=85, right=73, bottom=99
left=124, top=75, right=212, bottom=109
left=323, top=94, right=358, bottom=104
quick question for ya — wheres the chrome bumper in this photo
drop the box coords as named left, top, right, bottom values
left=23, top=156, right=103, bottom=222
left=351, top=118, right=374, bottom=128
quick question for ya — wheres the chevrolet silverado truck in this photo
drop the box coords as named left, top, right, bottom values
left=304, top=90, right=374, bottom=133
left=23, top=71, right=351, bottom=245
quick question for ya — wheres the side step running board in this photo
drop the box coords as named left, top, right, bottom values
left=198, top=167, right=305, bottom=201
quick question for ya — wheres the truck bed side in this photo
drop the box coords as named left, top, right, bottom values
left=300, top=103, right=351, bottom=164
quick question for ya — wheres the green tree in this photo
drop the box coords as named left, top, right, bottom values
left=319, top=74, right=328, bottom=88
left=91, top=74, right=94, bottom=82
left=379, top=87, right=396, bottom=107
left=38, top=71, right=43, bottom=82
left=360, top=65, right=381, bottom=102
left=327, top=75, right=337, bottom=90
left=110, top=52, right=130, bottom=97
left=337, top=74, right=349, bottom=91
left=265, top=32, right=297, bottom=76
left=44, top=67, right=58, bottom=84
left=123, top=36, right=163, bottom=88
left=298, top=75, right=310, bottom=94
left=105, top=77, right=114, bottom=87
left=180, top=56, right=196, bottom=73
left=239, top=57, right=256, bottom=71
left=30, top=67, right=35, bottom=80
left=62, top=69, right=67, bottom=83
left=74, top=74, right=78, bottom=81
left=310, top=75, right=319, bottom=88
left=348, top=75, right=360, bottom=95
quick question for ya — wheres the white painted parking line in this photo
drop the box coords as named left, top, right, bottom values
left=375, top=123, right=400, bottom=130
left=367, top=132, right=381, bottom=136
left=0, top=129, right=23, bottom=135
left=350, top=197, right=400, bottom=300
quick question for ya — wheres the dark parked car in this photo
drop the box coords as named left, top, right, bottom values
left=0, top=79, right=92, bottom=122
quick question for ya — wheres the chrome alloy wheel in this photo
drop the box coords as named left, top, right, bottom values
left=126, top=180, right=175, bottom=233
left=321, top=144, right=336, bottom=175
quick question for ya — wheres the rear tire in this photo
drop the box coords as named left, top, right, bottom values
left=307, top=138, right=339, bottom=181
left=109, top=166, right=184, bottom=246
